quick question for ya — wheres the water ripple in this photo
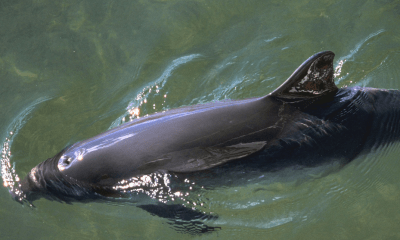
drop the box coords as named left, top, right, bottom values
left=109, top=54, right=202, bottom=129
left=336, top=29, right=386, bottom=84
left=1, top=97, right=51, bottom=203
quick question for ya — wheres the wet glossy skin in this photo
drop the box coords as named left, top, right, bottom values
left=59, top=96, right=281, bottom=184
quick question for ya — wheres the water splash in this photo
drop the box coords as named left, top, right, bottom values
left=335, top=29, right=386, bottom=84
left=109, top=54, right=202, bottom=129
left=111, top=172, right=210, bottom=212
left=1, top=97, right=51, bottom=204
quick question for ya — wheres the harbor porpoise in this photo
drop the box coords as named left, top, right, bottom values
left=10, top=51, right=400, bottom=233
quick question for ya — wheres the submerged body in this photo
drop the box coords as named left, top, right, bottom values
left=13, top=51, right=400, bottom=209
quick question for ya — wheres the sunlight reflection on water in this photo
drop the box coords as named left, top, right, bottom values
left=1, top=97, right=50, bottom=204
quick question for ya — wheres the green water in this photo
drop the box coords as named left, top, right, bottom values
left=1, top=0, right=400, bottom=239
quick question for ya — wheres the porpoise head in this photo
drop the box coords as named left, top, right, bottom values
left=11, top=148, right=112, bottom=204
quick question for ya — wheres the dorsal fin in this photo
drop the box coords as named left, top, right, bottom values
left=270, top=51, right=338, bottom=100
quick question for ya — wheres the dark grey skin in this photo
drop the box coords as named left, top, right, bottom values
left=11, top=51, right=400, bottom=232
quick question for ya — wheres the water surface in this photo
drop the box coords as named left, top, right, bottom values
left=1, top=0, right=400, bottom=239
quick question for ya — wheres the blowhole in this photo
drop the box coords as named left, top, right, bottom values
left=63, top=158, right=72, bottom=165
